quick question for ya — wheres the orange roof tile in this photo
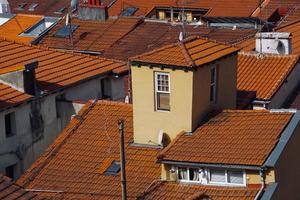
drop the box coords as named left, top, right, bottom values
left=131, top=37, right=239, bottom=68
left=0, top=174, right=44, bottom=200
left=108, top=0, right=261, bottom=17
left=276, top=20, right=300, bottom=55
left=0, top=14, right=43, bottom=44
left=0, top=83, right=32, bottom=111
left=235, top=37, right=256, bottom=52
left=159, top=110, right=293, bottom=166
left=39, top=17, right=141, bottom=53
left=0, top=38, right=126, bottom=92
left=17, top=101, right=161, bottom=199
left=237, top=53, right=299, bottom=100
left=138, top=181, right=260, bottom=200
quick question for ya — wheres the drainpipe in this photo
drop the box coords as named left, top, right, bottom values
left=254, top=168, right=266, bottom=200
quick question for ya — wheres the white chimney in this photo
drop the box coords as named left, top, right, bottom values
left=0, top=0, right=10, bottom=14
left=255, top=32, right=292, bottom=55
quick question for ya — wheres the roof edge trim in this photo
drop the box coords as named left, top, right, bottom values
left=263, top=111, right=300, bottom=167
left=259, top=182, right=278, bottom=200
left=159, top=160, right=262, bottom=170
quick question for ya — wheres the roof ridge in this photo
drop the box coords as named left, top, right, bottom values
left=239, top=51, right=299, bottom=59
left=178, top=42, right=195, bottom=67
left=276, top=18, right=300, bottom=30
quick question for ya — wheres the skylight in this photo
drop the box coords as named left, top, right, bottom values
left=120, top=7, right=138, bottom=16
left=28, top=3, right=38, bottom=11
left=54, top=25, right=78, bottom=38
left=104, top=161, right=120, bottom=176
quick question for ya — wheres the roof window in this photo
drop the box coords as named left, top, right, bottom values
left=54, top=25, right=78, bottom=38
left=16, top=3, right=27, bottom=10
left=28, top=3, right=38, bottom=11
left=120, top=7, right=138, bottom=16
left=104, top=161, right=120, bottom=176
left=54, top=7, right=66, bottom=14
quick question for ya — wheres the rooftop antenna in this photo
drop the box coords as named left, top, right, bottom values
left=118, top=120, right=127, bottom=200
left=67, top=0, right=78, bottom=49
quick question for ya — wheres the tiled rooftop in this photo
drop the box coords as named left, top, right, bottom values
left=0, top=39, right=126, bottom=92
left=276, top=20, right=300, bottom=55
left=109, top=0, right=261, bottom=17
left=237, top=53, right=299, bottom=100
left=158, top=110, right=293, bottom=166
left=131, top=37, right=239, bottom=68
left=102, top=20, right=256, bottom=61
left=8, top=0, right=70, bottom=17
left=0, top=174, right=43, bottom=200
left=38, top=17, right=141, bottom=53
left=0, top=83, right=32, bottom=111
left=17, top=101, right=161, bottom=199
left=138, top=181, right=260, bottom=200
left=0, top=14, right=43, bottom=44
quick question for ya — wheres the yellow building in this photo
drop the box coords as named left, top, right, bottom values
left=130, top=37, right=239, bottom=145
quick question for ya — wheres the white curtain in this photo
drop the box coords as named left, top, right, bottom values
left=178, top=168, right=187, bottom=180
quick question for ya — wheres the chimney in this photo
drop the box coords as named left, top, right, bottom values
left=78, top=0, right=107, bottom=21
left=0, top=0, right=10, bottom=14
left=0, top=61, right=38, bottom=96
left=23, top=61, right=38, bottom=96
left=255, top=32, right=292, bottom=55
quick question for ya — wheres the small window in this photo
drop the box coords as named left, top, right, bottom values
left=155, top=72, right=170, bottom=111
left=209, top=169, right=226, bottom=183
left=210, top=66, right=217, bottom=103
left=209, top=169, right=245, bottom=185
left=54, top=25, right=78, bottom=38
left=178, top=167, right=200, bottom=182
left=227, top=170, right=244, bottom=184
left=28, top=3, right=38, bottom=11
left=120, top=7, right=138, bottom=16
left=16, top=3, right=27, bottom=10
left=104, top=161, right=120, bottom=176
left=5, top=112, right=16, bottom=137
left=5, top=164, right=16, bottom=179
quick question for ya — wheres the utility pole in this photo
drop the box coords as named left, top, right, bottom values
left=118, top=119, right=127, bottom=200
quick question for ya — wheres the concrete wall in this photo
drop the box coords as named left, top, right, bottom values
left=269, top=63, right=300, bottom=109
left=271, top=122, right=300, bottom=200
left=132, top=66, right=194, bottom=145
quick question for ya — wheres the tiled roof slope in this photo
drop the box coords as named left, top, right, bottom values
left=259, top=0, right=300, bottom=26
left=17, top=101, right=161, bottom=200
left=159, top=110, right=293, bottom=166
left=0, top=174, right=44, bottom=200
left=138, top=181, right=260, bottom=200
left=109, top=0, right=261, bottom=17
left=8, top=0, right=70, bottom=17
left=0, top=39, right=126, bottom=92
left=0, top=83, right=32, bottom=111
left=131, top=37, right=239, bottom=68
left=276, top=20, right=300, bottom=55
left=38, top=17, right=141, bottom=53
left=0, top=14, right=43, bottom=44
left=103, top=21, right=256, bottom=61
left=238, top=53, right=299, bottom=100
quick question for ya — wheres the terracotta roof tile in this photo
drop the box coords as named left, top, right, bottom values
left=0, top=83, right=32, bottom=111
left=237, top=52, right=299, bottom=100
left=131, top=37, right=239, bottom=68
left=159, top=110, right=293, bottom=166
left=138, top=181, right=260, bottom=200
left=8, top=0, right=70, bottom=17
left=0, top=38, right=126, bottom=92
left=39, top=17, right=141, bottom=53
left=17, top=101, right=161, bottom=199
left=0, top=14, right=43, bottom=44
left=108, top=0, right=261, bottom=17
left=0, top=174, right=44, bottom=200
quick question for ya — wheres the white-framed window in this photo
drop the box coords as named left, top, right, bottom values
left=175, top=166, right=246, bottom=186
left=210, top=66, right=217, bottom=103
left=209, top=169, right=245, bottom=186
left=155, top=72, right=170, bottom=111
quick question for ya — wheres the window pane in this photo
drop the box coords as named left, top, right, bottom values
left=189, top=168, right=200, bottom=181
left=210, top=169, right=225, bottom=183
left=178, top=167, right=188, bottom=180
left=157, top=93, right=170, bottom=110
left=227, top=170, right=244, bottom=184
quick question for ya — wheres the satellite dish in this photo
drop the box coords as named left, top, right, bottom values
left=158, top=130, right=164, bottom=146
left=277, top=40, right=286, bottom=54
